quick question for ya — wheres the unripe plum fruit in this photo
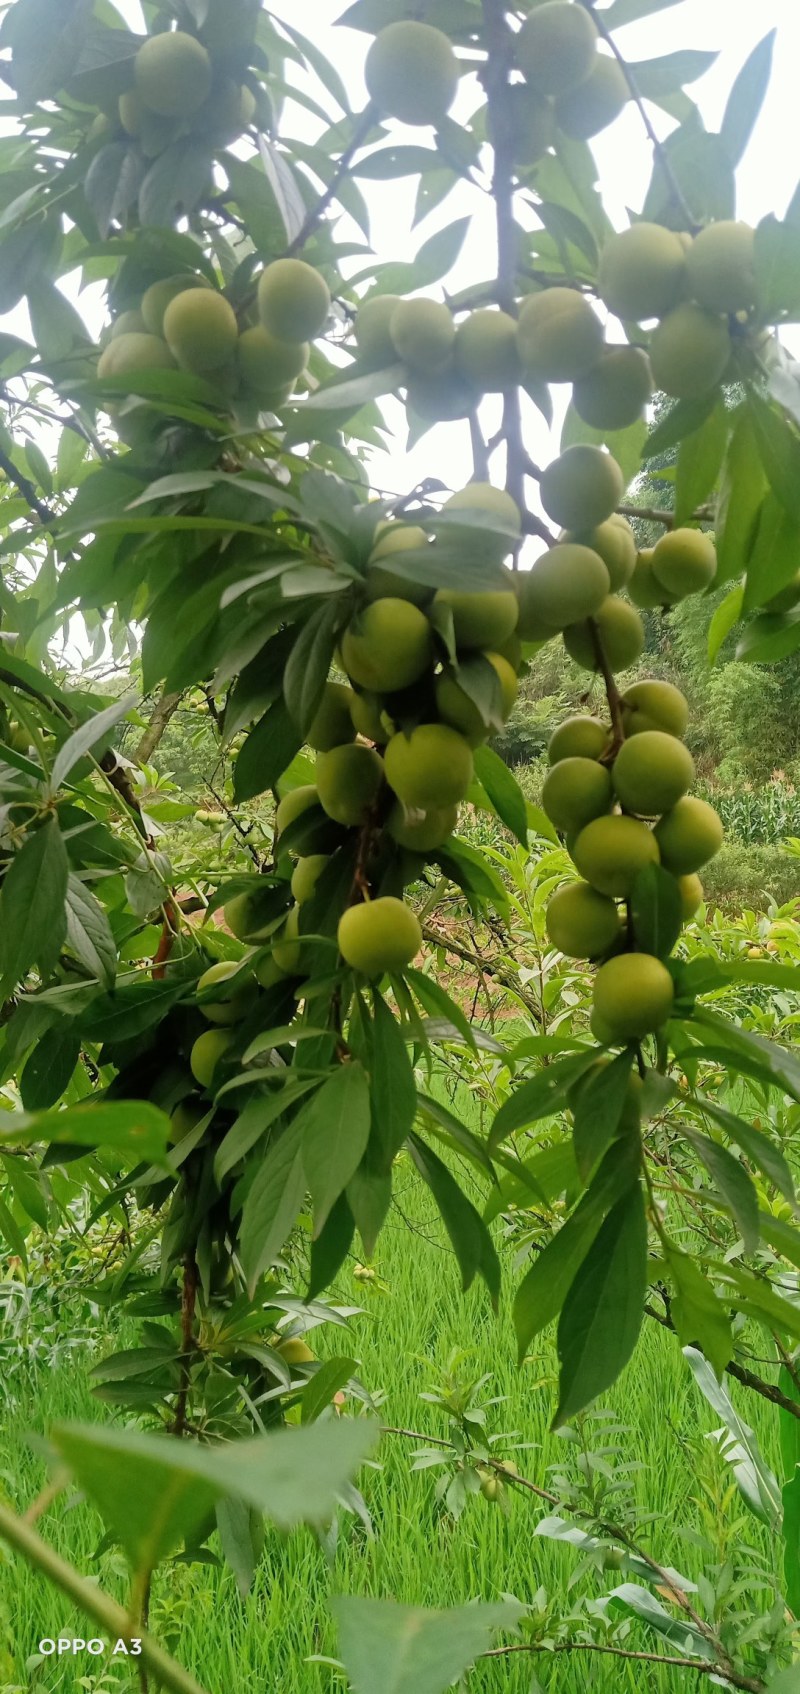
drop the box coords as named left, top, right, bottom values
left=197, top=960, right=252, bottom=1025
left=190, top=1028, right=233, bottom=1088
left=764, top=569, right=800, bottom=613
left=592, top=951, right=674, bottom=1040
left=276, top=785, right=318, bottom=835
left=653, top=796, right=723, bottom=873
left=627, top=548, right=675, bottom=609
left=355, top=295, right=403, bottom=369
left=350, top=691, right=386, bottom=742
left=649, top=303, right=731, bottom=398
left=338, top=895, right=422, bottom=975
left=516, top=287, right=604, bottom=382
left=433, top=581, right=519, bottom=650
left=291, top=855, right=329, bottom=905
left=316, top=744, right=385, bottom=826
left=366, top=523, right=431, bottom=605
left=540, top=445, right=624, bottom=531
left=169, top=1099, right=205, bottom=1144
left=163, top=290, right=238, bottom=374
left=678, top=872, right=703, bottom=919
left=391, top=298, right=455, bottom=373
left=111, top=309, right=146, bottom=338
left=454, top=309, right=520, bottom=391
left=97, top=333, right=176, bottom=380
left=516, top=2, right=598, bottom=97
left=387, top=801, right=459, bottom=851
left=573, top=813, right=659, bottom=896
left=364, top=21, right=459, bottom=127
left=205, top=79, right=256, bottom=145
left=563, top=596, right=644, bottom=673
left=546, top=879, right=621, bottom=959
left=135, top=31, right=212, bottom=118
left=555, top=52, right=628, bottom=138
left=141, top=273, right=213, bottom=336
left=548, top=714, right=609, bottom=763
left=517, top=543, right=609, bottom=634
left=272, top=905, right=302, bottom=974
left=571, top=346, right=653, bottom=430
left=565, top=514, right=636, bottom=591
left=598, top=223, right=687, bottom=322
left=621, top=680, right=689, bottom=738
left=385, top=723, right=474, bottom=809
left=277, top=1336, right=316, bottom=1365
left=307, top=682, right=357, bottom=752
left=341, top=598, right=433, bottom=692
left=444, top=482, right=522, bottom=536
left=651, top=527, right=717, bottom=598
left=542, top=756, right=613, bottom=833
left=258, top=259, right=331, bottom=344
left=612, top=730, right=695, bottom=816
left=237, top=326, right=308, bottom=397
left=435, top=653, right=518, bottom=745
left=686, top=221, right=756, bottom=314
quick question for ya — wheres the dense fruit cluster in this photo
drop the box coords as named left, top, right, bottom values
left=89, top=21, right=259, bottom=168
left=95, top=257, right=330, bottom=421
left=222, top=483, right=525, bottom=982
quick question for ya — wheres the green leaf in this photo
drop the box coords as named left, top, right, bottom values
left=334, top=1597, right=523, bottom=1694
left=684, top=1346, right=782, bottom=1526
left=283, top=600, right=342, bottom=736
left=628, top=863, right=683, bottom=959
left=409, top=1133, right=500, bottom=1304
left=782, top=1471, right=800, bottom=1617
left=743, top=493, right=800, bottom=614
left=490, top=1052, right=596, bottom=1148
left=666, top=1249, right=733, bottom=1377
left=404, top=966, right=478, bottom=1053
left=63, top=877, right=117, bottom=990
left=602, top=0, right=684, bottom=23
left=298, top=361, right=404, bottom=413
left=629, top=50, right=717, bottom=99
left=234, top=698, right=303, bottom=803
left=736, top=609, right=800, bottom=665
left=720, top=31, right=776, bottom=169
left=19, top=1027, right=80, bottom=1112
left=570, top=1048, right=635, bottom=1182
left=81, top=980, right=182, bottom=1044
left=301, top=1356, right=357, bottom=1424
left=239, top=1121, right=306, bottom=1293
left=214, top=1081, right=316, bottom=1186
left=682, top=1127, right=759, bottom=1252
left=0, top=1102, right=169, bottom=1163
left=674, top=401, right=728, bottom=527
left=748, top=390, right=800, bottom=523
left=85, top=143, right=143, bottom=240
left=308, top=1189, right=356, bottom=1298
left=754, top=216, right=800, bottom=320
left=50, top=694, right=135, bottom=791
left=301, top=1063, right=371, bottom=1233
left=693, top=1008, right=800, bottom=1104
left=708, top=584, right=744, bottom=663
left=694, top=1099, right=795, bottom=1204
left=1, top=1155, right=47, bottom=1231
left=0, top=821, right=68, bottom=993
left=52, top=1418, right=378, bottom=1575
left=513, top=1137, right=641, bottom=1359
left=554, top=1184, right=647, bottom=1426
left=473, top=746, right=528, bottom=846
left=370, top=994, right=417, bottom=1172
left=642, top=393, right=719, bottom=459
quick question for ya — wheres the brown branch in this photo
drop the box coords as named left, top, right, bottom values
left=0, top=442, right=57, bottom=531
left=135, top=688, right=182, bottom=766
left=589, top=620, right=626, bottom=754
left=577, top=1, right=699, bottom=233
left=99, top=749, right=150, bottom=839
left=285, top=106, right=376, bottom=257
left=617, top=502, right=674, bottom=528
left=421, top=921, right=544, bottom=1024
left=172, top=1254, right=199, bottom=1437
left=482, top=1642, right=719, bottom=1673
left=645, top=1302, right=800, bottom=1421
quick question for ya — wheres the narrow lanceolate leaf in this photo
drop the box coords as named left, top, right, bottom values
left=570, top=1047, right=636, bottom=1182
left=696, top=1098, right=795, bottom=1204
left=50, top=693, right=136, bottom=791
left=513, top=1137, right=641, bottom=1359
left=554, top=1184, right=647, bottom=1426
left=239, top=1121, right=306, bottom=1293
left=0, top=1102, right=169, bottom=1163
left=334, top=1597, right=523, bottom=1694
left=673, top=401, right=728, bottom=527
left=490, top=1052, right=597, bottom=1148
left=0, top=820, right=68, bottom=992
left=64, top=875, right=116, bottom=989
left=258, top=135, right=306, bottom=244
left=666, top=1247, right=733, bottom=1378
left=628, top=863, right=683, bottom=960
left=369, top=993, right=417, bottom=1172
left=409, top=1134, right=500, bottom=1305
left=682, top=1128, right=759, bottom=1253
left=301, top=1063, right=371, bottom=1234
left=283, top=600, right=343, bottom=736
left=720, top=29, right=776, bottom=169
left=683, top=1346, right=782, bottom=1527
left=473, top=745, right=528, bottom=846
left=233, top=697, right=303, bottom=802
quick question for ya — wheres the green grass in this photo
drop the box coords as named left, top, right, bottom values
left=0, top=1134, right=783, bottom=1694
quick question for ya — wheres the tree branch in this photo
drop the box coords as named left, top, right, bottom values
left=645, top=1302, right=800, bottom=1421
left=0, top=442, right=58, bottom=531
left=135, top=688, right=183, bottom=766
left=285, top=106, right=376, bottom=257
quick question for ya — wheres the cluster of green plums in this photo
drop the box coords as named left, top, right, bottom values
left=95, top=256, right=331, bottom=421
left=89, top=19, right=259, bottom=164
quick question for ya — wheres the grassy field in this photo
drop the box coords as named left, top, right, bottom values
left=0, top=1123, right=782, bottom=1694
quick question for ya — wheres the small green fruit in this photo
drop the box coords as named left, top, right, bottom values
left=548, top=715, right=609, bottom=764
left=135, top=31, right=212, bottom=119
left=364, top=20, right=459, bottom=126
left=433, top=582, right=519, bottom=650
left=598, top=223, right=687, bottom=322
left=516, top=287, right=604, bottom=382
left=385, top=723, right=474, bottom=809
left=572, top=346, right=653, bottom=431
left=190, top=1028, right=233, bottom=1088
left=651, top=528, right=717, bottom=598
left=276, top=786, right=318, bottom=835
left=355, top=295, right=403, bottom=369
left=540, top=445, right=624, bottom=532
left=435, top=653, right=517, bottom=745
left=677, top=872, right=704, bottom=920
left=163, top=290, right=238, bottom=374
left=454, top=309, right=520, bottom=392
left=621, top=680, right=689, bottom=738
left=168, top=1099, right=205, bottom=1144
left=653, top=797, right=723, bottom=873
left=338, top=896, right=422, bottom=975
left=444, top=483, right=522, bottom=536
left=612, top=730, right=695, bottom=816
left=258, top=259, right=331, bottom=344
left=197, top=960, right=252, bottom=1025
left=649, top=303, right=731, bottom=399
left=686, top=221, right=756, bottom=314
left=316, top=744, right=385, bottom=826
left=627, top=549, right=676, bottom=609
left=237, top=325, right=308, bottom=397
left=555, top=52, right=628, bottom=138
left=366, top=523, right=431, bottom=604
left=341, top=599, right=433, bottom=692
left=291, top=855, right=328, bottom=905
left=391, top=298, right=455, bottom=373
left=141, top=273, right=212, bottom=336
left=110, top=309, right=146, bottom=338
left=97, top=333, right=176, bottom=380
left=565, top=515, right=636, bottom=592
left=350, top=691, right=387, bottom=743
left=517, top=544, right=609, bottom=634
left=546, top=880, right=621, bottom=959
left=272, top=905, right=302, bottom=974
left=563, top=597, right=644, bottom=674
left=592, top=951, right=674, bottom=1040
left=516, top=2, right=598, bottom=97
left=573, top=814, right=659, bottom=897
left=542, top=755, right=613, bottom=834
left=387, top=802, right=459, bottom=851
left=307, top=682, right=357, bottom=752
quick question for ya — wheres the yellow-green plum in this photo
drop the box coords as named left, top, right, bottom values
left=433, top=581, right=519, bottom=650
left=135, top=31, right=212, bottom=118
left=598, top=223, right=687, bottom=322
left=385, top=723, right=474, bottom=809
left=651, top=527, right=717, bottom=598
left=542, top=756, right=613, bottom=833
left=111, top=309, right=146, bottom=338
left=516, top=2, right=598, bottom=97
left=573, top=814, right=659, bottom=897
left=316, top=744, right=384, bottom=826
left=546, top=880, right=622, bottom=959
left=565, top=514, right=636, bottom=591
left=237, top=325, right=308, bottom=397
left=366, top=523, right=431, bottom=604
left=563, top=597, right=644, bottom=673
left=355, top=295, right=403, bottom=369
left=275, top=785, right=318, bottom=835
left=435, top=652, right=518, bottom=744
left=169, top=1099, right=205, bottom=1144
left=678, top=872, right=704, bottom=920
left=517, top=544, right=609, bottom=634
left=548, top=714, right=609, bottom=763
left=349, top=691, right=386, bottom=742
left=627, top=548, right=676, bottom=609
left=612, top=730, right=695, bottom=816
left=621, top=680, right=689, bottom=738
left=649, top=303, right=731, bottom=398
left=492, top=83, right=553, bottom=165
left=454, top=309, right=520, bottom=391
left=163, top=290, right=238, bottom=373
left=190, top=1028, right=233, bottom=1088
left=653, top=796, right=723, bottom=873
left=444, top=482, right=522, bottom=536
left=540, top=445, right=624, bottom=531
left=364, top=21, right=459, bottom=126
left=516, top=286, right=604, bottom=382
left=572, top=346, right=653, bottom=430
left=391, top=298, right=455, bottom=373
left=341, top=599, right=433, bottom=691
left=555, top=52, right=628, bottom=138
left=291, top=855, right=328, bottom=905
left=338, top=896, right=422, bottom=975
left=592, top=951, right=674, bottom=1039
left=97, top=333, right=176, bottom=380
left=686, top=221, right=756, bottom=314
left=387, top=801, right=459, bottom=851
left=205, top=79, right=257, bottom=145
left=307, top=682, right=357, bottom=752
left=196, top=960, right=252, bottom=1025
left=258, top=259, right=331, bottom=343
left=141, top=273, right=212, bottom=336
left=272, top=905, right=302, bottom=974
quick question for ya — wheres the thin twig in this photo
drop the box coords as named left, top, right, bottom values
left=0, top=442, right=58, bottom=530
left=285, top=107, right=376, bottom=257
left=589, top=620, right=626, bottom=753
left=173, top=1254, right=199, bottom=1437
left=135, top=688, right=183, bottom=765
left=645, top=1302, right=800, bottom=1421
